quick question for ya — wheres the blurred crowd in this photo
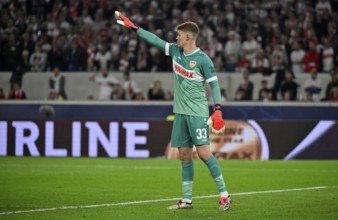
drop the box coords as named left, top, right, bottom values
left=0, top=0, right=338, bottom=101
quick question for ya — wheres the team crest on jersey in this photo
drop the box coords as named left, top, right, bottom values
left=189, top=60, right=197, bottom=68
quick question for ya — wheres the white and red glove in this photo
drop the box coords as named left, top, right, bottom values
left=207, top=104, right=225, bottom=134
left=115, top=11, right=139, bottom=31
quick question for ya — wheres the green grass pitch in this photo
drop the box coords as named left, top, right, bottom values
left=0, top=157, right=337, bottom=220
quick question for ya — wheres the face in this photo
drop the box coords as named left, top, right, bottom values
left=176, top=30, right=188, bottom=48
left=13, top=83, right=20, bottom=90
left=285, top=72, right=293, bottom=80
left=53, top=68, right=59, bottom=76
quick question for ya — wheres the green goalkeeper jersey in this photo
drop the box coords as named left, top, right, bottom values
left=167, top=44, right=217, bottom=117
left=137, top=28, right=221, bottom=117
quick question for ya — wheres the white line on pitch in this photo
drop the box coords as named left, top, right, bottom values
left=1, top=164, right=337, bottom=173
left=0, top=186, right=331, bottom=216
left=0, top=164, right=172, bottom=170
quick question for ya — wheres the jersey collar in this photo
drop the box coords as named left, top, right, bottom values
left=183, top=48, right=200, bottom=56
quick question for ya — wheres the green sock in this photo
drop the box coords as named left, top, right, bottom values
left=203, top=155, right=227, bottom=193
left=182, top=161, right=194, bottom=200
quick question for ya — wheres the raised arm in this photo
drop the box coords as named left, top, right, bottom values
left=115, top=11, right=167, bottom=52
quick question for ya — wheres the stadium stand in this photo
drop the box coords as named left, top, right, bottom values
left=0, top=0, right=337, bottom=101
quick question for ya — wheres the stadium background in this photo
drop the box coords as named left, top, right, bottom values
left=0, top=0, right=338, bottom=160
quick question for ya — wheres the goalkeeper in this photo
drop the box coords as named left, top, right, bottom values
left=115, top=11, right=231, bottom=211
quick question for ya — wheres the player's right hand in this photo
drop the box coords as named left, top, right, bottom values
left=115, top=11, right=139, bottom=31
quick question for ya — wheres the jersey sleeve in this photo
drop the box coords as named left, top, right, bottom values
left=209, top=80, right=222, bottom=104
left=201, top=55, right=217, bottom=83
left=137, top=28, right=179, bottom=58
left=201, top=55, right=222, bottom=103
left=167, top=43, right=179, bottom=58
left=137, top=28, right=167, bottom=53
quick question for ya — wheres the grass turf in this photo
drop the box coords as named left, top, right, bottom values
left=0, top=157, right=337, bottom=220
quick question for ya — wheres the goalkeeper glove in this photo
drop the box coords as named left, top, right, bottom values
left=115, top=11, right=139, bottom=31
left=207, top=103, right=225, bottom=134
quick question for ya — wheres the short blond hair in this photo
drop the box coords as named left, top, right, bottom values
left=175, top=22, right=199, bottom=39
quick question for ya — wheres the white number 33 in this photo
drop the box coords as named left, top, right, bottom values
left=196, top=128, right=207, bottom=139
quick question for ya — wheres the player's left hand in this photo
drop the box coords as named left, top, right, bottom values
left=115, top=11, right=139, bottom=31
left=207, top=104, right=225, bottom=134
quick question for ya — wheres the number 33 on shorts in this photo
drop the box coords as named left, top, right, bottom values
left=196, top=128, right=207, bottom=140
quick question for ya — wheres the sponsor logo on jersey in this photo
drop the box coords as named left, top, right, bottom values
left=190, top=60, right=197, bottom=68
left=174, top=63, right=194, bottom=78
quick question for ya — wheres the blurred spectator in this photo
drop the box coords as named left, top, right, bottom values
left=320, top=37, right=335, bottom=73
left=89, top=68, right=119, bottom=101
left=302, top=40, right=320, bottom=73
left=327, top=20, right=337, bottom=46
left=224, top=31, right=241, bottom=72
left=132, top=89, right=147, bottom=101
left=235, top=69, right=254, bottom=101
left=250, top=49, right=270, bottom=75
left=220, top=88, right=227, bottom=101
left=127, top=32, right=139, bottom=63
left=329, top=87, right=338, bottom=102
left=0, top=88, right=6, bottom=100
left=111, top=85, right=125, bottom=100
left=270, top=43, right=285, bottom=73
left=92, top=9, right=106, bottom=32
left=94, top=44, right=111, bottom=71
left=148, top=80, right=165, bottom=100
left=280, top=70, right=299, bottom=101
left=164, top=90, right=174, bottom=101
left=122, top=70, right=139, bottom=100
left=304, top=69, right=322, bottom=102
left=213, top=53, right=224, bottom=72
left=273, top=68, right=287, bottom=99
left=258, top=80, right=275, bottom=101
left=242, top=31, right=259, bottom=62
left=136, top=42, right=151, bottom=71
left=65, top=39, right=86, bottom=71
left=118, top=51, right=130, bottom=72
left=86, top=43, right=97, bottom=71
left=16, top=13, right=28, bottom=35
left=280, top=33, right=292, bottom=66
left=8, top=82, right=27, bottom=100
left=29, top=44, right=47, bottom=72
left=82, top=9, right=94, bottom=25
left=1, top=31, right=21, bottom=71
left=49, top=67, right=67, bottom=100
left=19, top=32, right=35, bottom=64
left=47, top=90, right=63, bottom=101
left=47, top=43, right=64, bottom=71
left=290, top=41, right=305, bottom=74
left=208, top=35, right=223, bottom=60
left=303, top=26, right=318, bottom=47
left=46, top=13, right=60, bottom=39
left=111, top=34, right=121, bottom=71
left=21, top=49, right=31, bottom=71
left=235, top=51, right=251, bottom=73
left=315, top=0, right=332, bottom=14
left=323, top=71, right=338, bottom=101
left=10, top=65, right=26, bottom=89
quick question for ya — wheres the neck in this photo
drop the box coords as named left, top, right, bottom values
left=183, top=43, right=197, bottom=55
